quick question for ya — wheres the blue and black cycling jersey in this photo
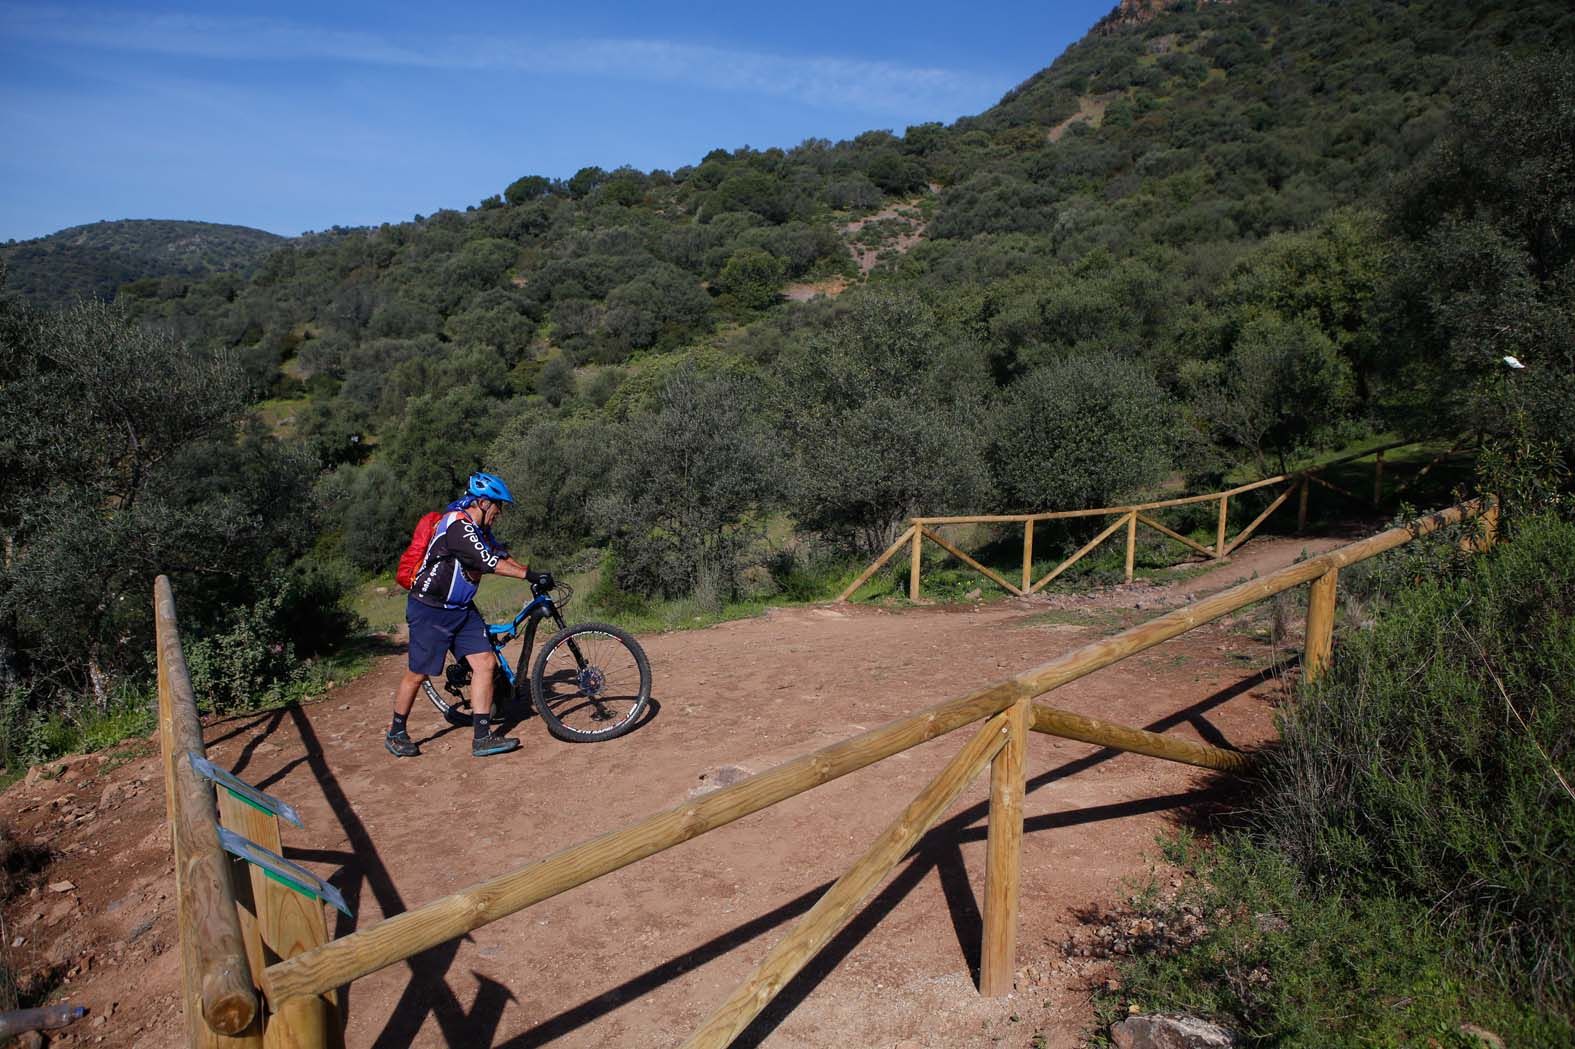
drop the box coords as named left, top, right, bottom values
left=411, top=509, right=510, bottom=610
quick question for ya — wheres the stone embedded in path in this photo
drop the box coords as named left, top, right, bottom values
left=1111, top=1013, right=1235, bottom=1049
left=689, top=764, right=756, bottom=797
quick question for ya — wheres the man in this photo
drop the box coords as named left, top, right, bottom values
left=386, top=471, right=549, bottom=758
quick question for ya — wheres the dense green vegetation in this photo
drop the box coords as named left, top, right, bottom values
left=2, top=0, right=1572, bottom=761
left=2, top=4, right=1573, bottom=1037
left=1095, top=514, right=1575, bottom=1045
left=0, top=219, right=285, bottom=307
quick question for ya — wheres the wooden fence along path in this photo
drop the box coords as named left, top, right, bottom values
left=839, top=438, right=1463, bottom=603
left=158, top=496, right=1494, bottom=1048
left=156, top=576, right=341, bottom=1048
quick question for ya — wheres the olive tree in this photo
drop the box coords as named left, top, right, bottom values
left=779, top=291, right=992, bottom=553
left=598, top=365, right=780, bottom=605
left=0, top=301, right=328, bottom=703
left=990, top=352, right=1180, bottom=510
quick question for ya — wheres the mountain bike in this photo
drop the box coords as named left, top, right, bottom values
left=421, top=580, right=651, bottom=742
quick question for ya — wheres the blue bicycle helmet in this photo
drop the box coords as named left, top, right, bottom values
left=466, top=471, right=515, bottom=505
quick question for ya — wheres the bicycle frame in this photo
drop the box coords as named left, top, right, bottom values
left=480, top=588, right=567, bottom=694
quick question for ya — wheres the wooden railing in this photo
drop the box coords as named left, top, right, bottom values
left=162, top=497, right=1493, bottom=1048
left=838, top=438, right=1461, bottom=603
left=156, top=576, right=340, bottom=1049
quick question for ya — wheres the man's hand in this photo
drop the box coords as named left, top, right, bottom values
left=526, top=568, right=555, bottom=590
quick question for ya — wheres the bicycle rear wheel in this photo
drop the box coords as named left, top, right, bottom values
left=529, top=622, right=650, bottom=742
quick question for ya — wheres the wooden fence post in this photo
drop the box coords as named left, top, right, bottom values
left=1022, top=521, right=1034, bottom=593
left=909, top=526, right=923, bottom=602
left=217, top=793, right=341, bottom=1049
left=1297, top=476, right=1310, bottom=532
left=680, top=713, right=1010, bottom=1049
left=980, top=697, right=1030, bottom=996
left=1215, top=496, right=1228, bottom=559
left=1461, top=499, right=1500, bottom=553
left=1374, top=450, right=1385, bottom=505
left=1124, top=511, right=1137, bottom=583
left=1304, top=567, right=1338, bottom=682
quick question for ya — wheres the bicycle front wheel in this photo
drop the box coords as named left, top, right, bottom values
left=529, top=622, right=650, bottom=742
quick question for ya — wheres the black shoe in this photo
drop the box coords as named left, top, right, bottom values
left=385, top=730, right=420, bottom=758
left=472, top=731, right=521, bottom=757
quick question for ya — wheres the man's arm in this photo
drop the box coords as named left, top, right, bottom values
left=493, top=556, right=529, bottom=580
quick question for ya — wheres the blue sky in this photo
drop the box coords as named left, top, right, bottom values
left=0, top=1, right=1115, bottom=241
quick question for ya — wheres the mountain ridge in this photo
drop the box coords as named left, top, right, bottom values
left=0, top=218, right=287, bottom=306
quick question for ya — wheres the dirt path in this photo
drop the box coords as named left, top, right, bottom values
left=2, top=538, right=1328, bottom=1048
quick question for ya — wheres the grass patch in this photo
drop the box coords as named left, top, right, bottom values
left=1, top=629, right=381, bottom=782
left=251, top=395, right=311, bottom=438
left=1, top=683, right=156, bottom=781
left=353, top=551, right=867, bottom=640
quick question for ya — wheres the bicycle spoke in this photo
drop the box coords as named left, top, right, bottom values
left=536, top=628, right=645, bottom=737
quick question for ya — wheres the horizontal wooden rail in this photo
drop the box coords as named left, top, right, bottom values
left=1030, top=703, right=1252, bottom=773
left=855, top=439, right=1437, bottom=603
left=262, top=681, right=1022, bottom=1003
left=910, top=438, right=1420, bottom=527
left=156, top=576, right=260, bottom=1042
left=1009, top=499, right=1484, bottom=700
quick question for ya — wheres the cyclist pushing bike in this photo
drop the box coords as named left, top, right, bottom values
left=387, top=471, right=552, bottom=759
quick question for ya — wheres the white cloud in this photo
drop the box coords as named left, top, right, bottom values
left=0, top=3, right=1002, bottom=116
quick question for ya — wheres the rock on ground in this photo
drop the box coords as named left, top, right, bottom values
left=1111, top=1013, right=1236, bottom=1049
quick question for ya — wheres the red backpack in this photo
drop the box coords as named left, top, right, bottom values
left=395, top=510, right=446, bottom=590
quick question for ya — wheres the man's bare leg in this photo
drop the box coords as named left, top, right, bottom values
left=393, top=670, right=424, bottom=719
left=465, top=650, right=497, bottom=720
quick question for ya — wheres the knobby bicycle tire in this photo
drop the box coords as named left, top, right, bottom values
left=529, top=621, right=651, bottom=742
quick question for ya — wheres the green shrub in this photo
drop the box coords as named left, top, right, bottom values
left=990, top=352, right=1179, bottom=511
left=0, top=682, right=155, bottom=774
left=186, top=586, right=306, bottom=713
left=1096, top=836, right=1572, bottom=1047
left=1257, top=514, right=1575, bottom=1002
left=1099, top=516, right=1575, bottom=1042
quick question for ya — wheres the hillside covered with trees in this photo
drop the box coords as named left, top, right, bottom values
left=0, top=218, right=286, bottom=307
left=2, top=0, right=1572, bottom=740
left=3, top=0, right=1575, bottom=1040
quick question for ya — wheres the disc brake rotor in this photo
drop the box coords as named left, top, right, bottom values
left=576, top=666, right=606, bottom=696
